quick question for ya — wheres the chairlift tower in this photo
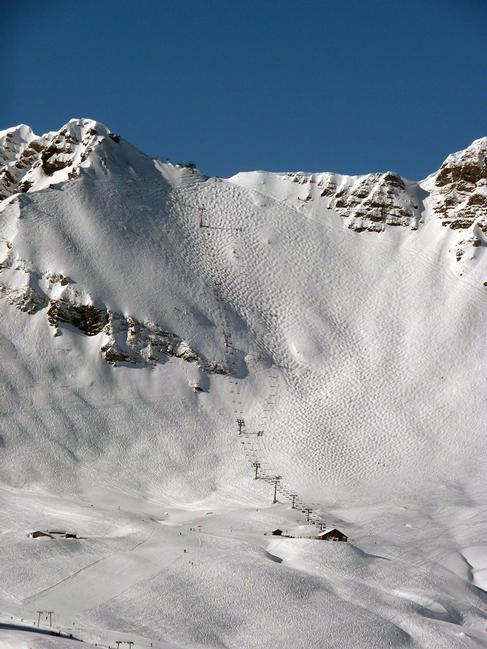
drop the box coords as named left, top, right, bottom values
left=252, top=461, right=261, bottom=480
left=271, top=476, right=282, bottom=504
left=198, top=206, right=209, bottom=228
left=36, top=611, right=53, bottom=628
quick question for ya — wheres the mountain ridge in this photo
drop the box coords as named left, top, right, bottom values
left=2, top=118, right=486, bottom=239
left=0, top=118, right=486, bottom=495
left=1, top=119, right=487, bottom=649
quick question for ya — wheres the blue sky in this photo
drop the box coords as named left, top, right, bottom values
left=1, top=0, right=486, bottom=179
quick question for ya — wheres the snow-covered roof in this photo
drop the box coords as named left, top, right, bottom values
left=316, top=528, right=344, bottom=536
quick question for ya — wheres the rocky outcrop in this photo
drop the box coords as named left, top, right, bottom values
left=284, top=170, right=420, bottom=232
left=328, top=172, right=419, bottom=232
left=431, top=137, right=487, bottom=232
left=452, top=232, right=484, bottom=262
left=0, top=120, right=120, bottom=202
left=100, top=311, right=226, bottom=372
left=47, top=299, right=109, bottom=336
left=0, top=283, right=47, bottom=314
left=0, top=125, right=35, bottom=170
left=0, top=269, right=226, bottom=374
left=0, top=250, right=48, bottom=314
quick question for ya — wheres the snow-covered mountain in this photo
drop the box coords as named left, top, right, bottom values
left=1, top=119, right=487, bottom=649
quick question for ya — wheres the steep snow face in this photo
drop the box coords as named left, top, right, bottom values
left=1, top=122, right=487, bottom=648
left=0, top=121, right=487, bottom=500
left=0, top=120, right=220, bottom=373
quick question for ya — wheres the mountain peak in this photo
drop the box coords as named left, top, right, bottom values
left=0, top=124, right=36, bottom=168
left=0, top=118, right=127, bottom=201
left=430, top=136, right=487, bottom=231
left=436, top=136, right=487, bottom=184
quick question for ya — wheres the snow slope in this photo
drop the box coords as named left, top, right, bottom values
left=1, top=119, right=487, bottom=648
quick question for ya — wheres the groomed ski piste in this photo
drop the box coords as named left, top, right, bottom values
left=1, top=119, right=487, bottom=648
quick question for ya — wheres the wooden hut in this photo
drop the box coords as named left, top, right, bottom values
left=28, top=530, right=52, bottom=539
left=315, top=528, right=348, bottom=542
left=271, top=528, right=283, bottom=536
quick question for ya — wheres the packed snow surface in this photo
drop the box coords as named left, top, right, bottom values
left=1, top=119, right=487, bottom=648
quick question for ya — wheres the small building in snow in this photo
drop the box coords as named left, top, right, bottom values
left=315, top=528, right=348, bottom=542
left=271, top=528, right=283, bottom=536
left=28, top=530, right=53, bottom=539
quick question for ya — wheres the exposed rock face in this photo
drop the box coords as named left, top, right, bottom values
left=328, top=172, right=419, bottom=232
left=0, top=283, right=47, bottom=314
left=284, top=170, right=419, bottom=232
left=0, top=271, right=226, bottom=374
left=100, top=311, right=226, bottom=372
left=0, top=119, right=119, bottom=201
left=0, top=125, right=35, bottom=169
left=47, top=299, right=109, bottom=336
left=0, top=250, right=48, bottom=314
left=431, top=137, right=487, bottom=231
left=452, top=231, right=485, bottom=262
